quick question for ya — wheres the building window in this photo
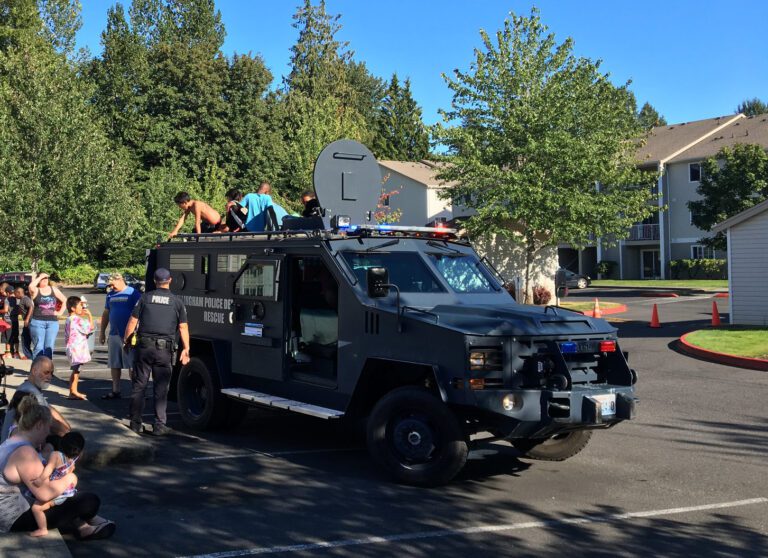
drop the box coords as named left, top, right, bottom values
left=691, top=245, right=715, bottom=259
left=689, top=163, right=701, bottom=182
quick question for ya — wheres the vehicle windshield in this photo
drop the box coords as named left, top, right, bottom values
left=427, top=253, right=498, bottom=293
left=341, top=252, right=445, bottom=293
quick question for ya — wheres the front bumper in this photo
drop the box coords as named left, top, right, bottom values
left=469, top=384, right=637, bottom=438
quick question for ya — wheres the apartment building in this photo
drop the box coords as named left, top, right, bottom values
left=561, top=113, right=768, bottom=279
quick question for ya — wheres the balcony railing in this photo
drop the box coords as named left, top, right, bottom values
left=628, top=223, right=659, bottom=241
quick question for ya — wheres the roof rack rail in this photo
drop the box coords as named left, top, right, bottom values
left=171, top=230, right=321, bottom=243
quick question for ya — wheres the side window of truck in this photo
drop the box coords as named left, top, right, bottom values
left=235, top=261, right=278, bottom=299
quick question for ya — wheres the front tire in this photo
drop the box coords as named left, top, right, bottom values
left=367, top=387, right=468, bottom=487
left=177, top=357, right=229, bottom=429
left=513, top=430, right=592, bottom=461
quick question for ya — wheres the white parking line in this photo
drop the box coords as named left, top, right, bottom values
left=177, top=497, right=768, bottom=558
left=191, top=448, right=359, bottom=461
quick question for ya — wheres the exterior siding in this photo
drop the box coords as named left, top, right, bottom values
left=729, top=213, right=768, bottom=325
left=378, top=169, right=427, bottom=227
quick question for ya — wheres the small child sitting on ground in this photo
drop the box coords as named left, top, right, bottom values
left=29, top=432, right=85, bottom=537
left=64, top=296, right=93, bottom=399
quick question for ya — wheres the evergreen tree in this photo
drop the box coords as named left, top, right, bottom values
left=278, top=0, right=373, bottom=196
left=637, top=101, right=667, bottom=129
left=88, top=3, right=150, bottom=153
left=736, top=97, right=768, bottom=116
left=374, top=74, right=429, bottom=160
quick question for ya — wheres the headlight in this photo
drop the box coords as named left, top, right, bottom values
left=469, top=349, right=503, bottom=371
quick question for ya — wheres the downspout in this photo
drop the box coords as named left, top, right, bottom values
left=657, top=163, right=666, bottom=279
left=726, top=227, right=733, bottom=324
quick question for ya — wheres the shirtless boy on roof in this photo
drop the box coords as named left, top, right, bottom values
left=168, top=192, right=222, bottom=237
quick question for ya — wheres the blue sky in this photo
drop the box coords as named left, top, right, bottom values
left=76, top=0, right=768, bottom=126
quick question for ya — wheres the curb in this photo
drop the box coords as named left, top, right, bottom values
left=714, top=292, right=729, bottom=298
left=580, top=304, right=628, bottom=318
left=678, top=332, right=768, bottom=371
left=640, top=291, right=679, bottom=298
left=3, top=361, right=156, bottom=469
left=0, top=530, right=71, bottom=557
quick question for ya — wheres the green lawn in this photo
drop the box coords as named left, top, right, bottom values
left=592, top=279, right=728, bottom=289
left=559, top=301, right=624, bottom=312
left=685, top=327, right=768, bottom=360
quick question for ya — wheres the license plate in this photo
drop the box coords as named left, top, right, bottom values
left=593, top=394, right=616, bottom=417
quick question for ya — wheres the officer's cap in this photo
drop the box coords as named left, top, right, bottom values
left=154, top=268, right=172, bottom=282
left=108, top=272, right=124, bottom=283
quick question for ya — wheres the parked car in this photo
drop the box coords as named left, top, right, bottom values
left=93, top=272, right=111, bottom=291
left=0, top=271, right=33, bottom=291
left=123, top=273, right=146, bottom=292
left=94, top=272, right=145, bottom=292
left=560, top=269, right=591, bottom=289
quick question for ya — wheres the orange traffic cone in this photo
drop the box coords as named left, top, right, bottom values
left=649, top=304, right=661, bottom=328
left=711, top=300, right=721, bottom=327
left=592, top=298, right=603, bottom=318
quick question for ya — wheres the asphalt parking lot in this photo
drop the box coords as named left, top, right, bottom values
left=42, top=288, right=768, bottom=556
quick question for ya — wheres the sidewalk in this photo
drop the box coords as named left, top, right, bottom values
left=0, top=360, right=155, bottom=557
left=2, top=360, right=155, bottom=468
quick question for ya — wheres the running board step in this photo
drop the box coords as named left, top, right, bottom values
left=221, top=388, right=344, bottom=420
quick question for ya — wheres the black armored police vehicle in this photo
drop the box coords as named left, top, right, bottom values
left=146, top=140, right=638, bottom=486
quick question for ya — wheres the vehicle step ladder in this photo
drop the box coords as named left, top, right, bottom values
left=221, top=388, right=345, bottom=420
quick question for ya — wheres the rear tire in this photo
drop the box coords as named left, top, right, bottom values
left=367, top=387, right=468, bottom=487
left=513, top=430, right=592, bottom=461
left=177, top=357, right=229, bottom=430
left=577, top=278, right=588, bottom=289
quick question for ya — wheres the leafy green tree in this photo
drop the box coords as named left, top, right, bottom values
left=0, top=0, right=43, bottom=51
left=736, top=97, right=768, bottom=116
left=688, top=143, right=768, bottom=250
left=637, top=101, right=667, bottom=129
left=374, top=73, right=430, bottom=160
left=434, top=9, right=655, bottom=301
left=0, top=43, right=137, bottom=270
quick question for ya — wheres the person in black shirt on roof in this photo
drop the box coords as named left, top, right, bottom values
left=123, top=268, right=190, bottom=436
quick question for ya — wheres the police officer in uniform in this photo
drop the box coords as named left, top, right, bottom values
left=123, top=268, right=190, bottom=435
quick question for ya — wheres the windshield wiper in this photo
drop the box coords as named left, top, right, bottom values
left=426, top=240, right=461, bottom=254
left=365, top=239, right=400, bottom=252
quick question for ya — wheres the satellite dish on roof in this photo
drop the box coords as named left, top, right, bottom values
left=313, top=140, right=382, bottom=225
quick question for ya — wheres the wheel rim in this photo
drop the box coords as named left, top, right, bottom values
left=578, top=279, right=587, bottom=289
left=182, top=368, right=209, bottom=419
left=388, top=413, right=439, bottom=466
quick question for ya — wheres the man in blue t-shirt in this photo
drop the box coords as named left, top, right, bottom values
left=241, top=193, right=289, bottom=232
left=98, top=273, right=142, bottom=399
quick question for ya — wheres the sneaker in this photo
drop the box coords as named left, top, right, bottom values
left=128, top=421, right=142, bottom=434
left=152, top=424, right=172, bottom=437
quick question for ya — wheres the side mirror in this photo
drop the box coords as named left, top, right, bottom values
left=555, top=269, right=568, bottom=299
left=367, top=267, right=390, bottom=298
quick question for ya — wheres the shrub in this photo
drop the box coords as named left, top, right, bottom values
left=55, top=264, right=100, bottom=285
left=670, top=259, right=727, bottom=279
left=532, top=285, right=551, bottom=305
left=595, top=260, right=617, bottom=278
